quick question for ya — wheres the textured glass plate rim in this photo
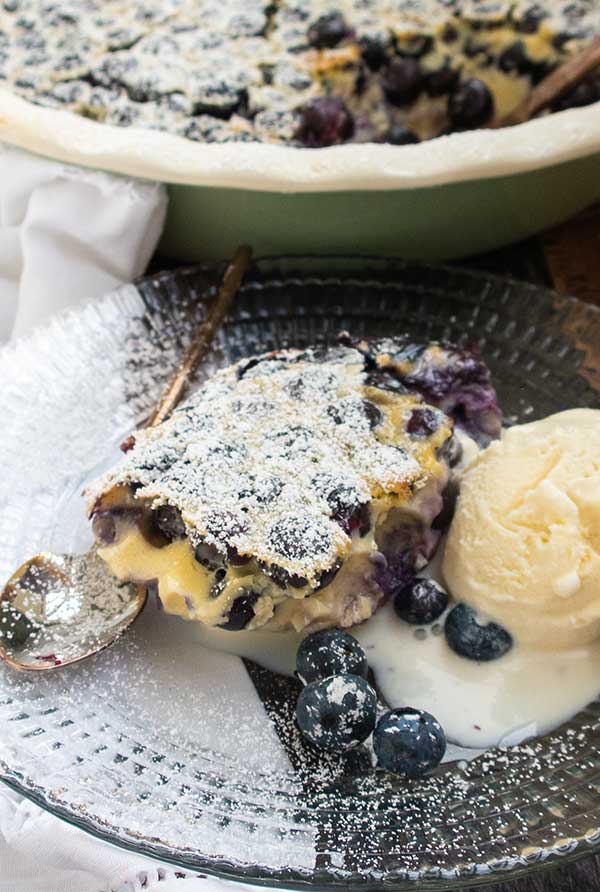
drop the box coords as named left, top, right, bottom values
left=2, top=255, right=600, bottom=889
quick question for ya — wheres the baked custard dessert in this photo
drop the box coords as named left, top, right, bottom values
left=87, top=335, right=500, bottom=633
left=1, top=1, right=599, bottom=147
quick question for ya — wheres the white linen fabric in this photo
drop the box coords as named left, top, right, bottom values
left=0, top=144, right=167, bottom=342
left=0, top=786, right=260, bottom=892
left=0, top=144, right=254, bottom=892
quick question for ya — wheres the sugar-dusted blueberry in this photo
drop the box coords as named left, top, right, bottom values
left=373, top=707, right=446, bottom=777
left=406, top=407, right=440, bottom=438
left=307, top=11, right=348, bottom=49
left=268, top=515, right=331, bottom=561
left=394, top=578, right=448, bottom=625
left=327, top=398, right=382, bottom=428
left=382, top=57, right=423, bottom=106
left=296, top=674, right=378, bottom=752
left=219, top=591, right=260, bottom=631
left=297, top=96, right=354, bottom=147
left=445, top=603, right=513, bottom=661
left=204, top=509, right=248, bottom=547
left=312, top=473, right=369, bottom=536
left=385, top=124, right=420, bottom=145
left=264, top=424, right=315, bottom=458
left=153, top=504, right=186, bottom=541
left=296, top=629, right=368, bottom=683
left=362, top=400, right=383, bottom=428
left=448, top=78, right=494, bottom=129
left=517, top=8, right=545, bottom=34
left=0, top=605, right=35, bottom=650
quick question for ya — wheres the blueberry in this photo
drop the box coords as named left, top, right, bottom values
left=553, top=78, right=600, bottom=112
left=327, top=398, right=381, bottom=428
left=426, top=65, right=459, bottom=97
left=296, top=674, right=378, bottom=752
left=307, top=11, right=348, bottom=49
left=444, top=603, right=513, bottom=661
left=195, top=540, right=224, bottom=571
left=268, top=515, right=331, bottom=561
left=382, top=57, right=423, bottom=106
left=499, top=42, right=532, bottom=75
left=261, top=562, right=308, bottom=589
left=154, top=504, right=186, bottom=541
left=0, top=605, right=35, bottom=650
left=364, top=370, right=408, bottom=394
left=297, top=96, right=354, bottom=147
left=296, top=629, right=368, bottom=683
left=394, top=578, right=448, bottom=625
left=406, top=407, right=440, bottom=438
left=219, top=591, right=259, bottom=630
left=448, top=78, right=494, bottom=129
left=359, top=36, right=387, bottom=71
left=385, top=124, right=420, bottom=145
left=517, top=9, right=545, bottom=34
left=373, top=708, right=446, bottom=777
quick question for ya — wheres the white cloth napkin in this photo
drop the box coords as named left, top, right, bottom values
left=0, top=144, right=167, bottom=342
left=0, top=144, right=225, bottom=891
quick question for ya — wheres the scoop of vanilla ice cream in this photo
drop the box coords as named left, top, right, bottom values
left=442, top=409, right=600, bottom=649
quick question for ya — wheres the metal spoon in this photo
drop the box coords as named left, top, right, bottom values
left=0, top=245, right=252, bottom=672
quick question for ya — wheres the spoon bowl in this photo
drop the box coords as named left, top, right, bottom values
left=0, top=550, right=147, bottom=671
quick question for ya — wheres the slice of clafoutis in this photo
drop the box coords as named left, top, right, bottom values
left=88, top=335, right=500, bottom=634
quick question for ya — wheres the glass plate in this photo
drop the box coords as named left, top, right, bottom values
left=2, top=256, right=600, bottom=890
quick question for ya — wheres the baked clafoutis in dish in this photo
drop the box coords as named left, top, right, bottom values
left=2, top=2, right=600, bottom=148
left=88, top=335, right=500, bottom=634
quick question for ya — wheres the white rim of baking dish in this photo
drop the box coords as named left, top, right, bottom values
left=1, top=89, right=600, bottom=192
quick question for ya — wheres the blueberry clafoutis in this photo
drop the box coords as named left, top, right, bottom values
left=2, top=1, right=600, bottom=147
left=88, top=335, right=500, bottom=634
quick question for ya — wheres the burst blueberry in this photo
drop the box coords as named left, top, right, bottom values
left=297, top=96, right=354, bottom=147
left=394, top=578, right=448, bottom=625
left=296, top=674, right=378, bottom=752
left=382, top=57, right=423, bottom=106
left=373, top=707, right=446, bottom=777
left=296, top=629, right=368, bottom=683
left=444, top=603, right=513, bottom=661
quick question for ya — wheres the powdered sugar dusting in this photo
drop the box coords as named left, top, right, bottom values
left=89, top=344, right=436, bottom=582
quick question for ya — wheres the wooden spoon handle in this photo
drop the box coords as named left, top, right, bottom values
left=146, top=245, right=252, bottom=429
left=499, top=36, right=600, bottom=127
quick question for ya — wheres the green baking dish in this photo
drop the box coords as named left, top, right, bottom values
left=1, top=90, right=599, bottom=261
